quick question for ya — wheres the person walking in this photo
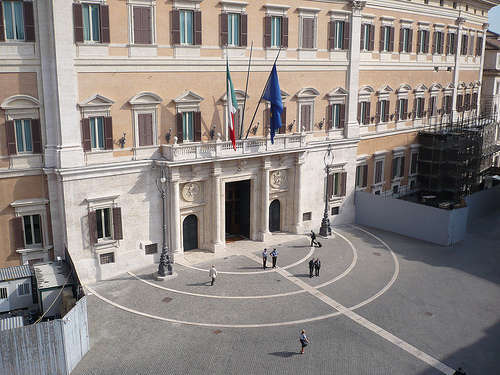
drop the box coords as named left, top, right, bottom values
left=209, top=265, right=217, bottom=286
left=309, top=258, right=315, bottom=278
left=310, top=230, right=316, bottom=247
left=314, top=258, right=321, bottom=277
left=262, top=248, right=268, bottom=269
left=299, top=329, right=310, bottom=354
left=271, top=248, right=279, bottom=268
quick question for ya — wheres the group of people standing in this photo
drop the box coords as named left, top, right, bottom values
left=308, top=258, right=321, bottom=278
left=262, top=248, right=279, bottom=269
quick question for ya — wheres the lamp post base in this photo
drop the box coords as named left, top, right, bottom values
left=154, top=271, right=177, bottom=281
left=319, top=214, right=331, bottom=238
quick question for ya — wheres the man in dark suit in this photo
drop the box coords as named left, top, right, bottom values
left=314, top=258, right=321, bottom=277
left=309, top=258, right=315, bottom=278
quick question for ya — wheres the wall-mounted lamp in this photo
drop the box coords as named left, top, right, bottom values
left=118, top=133, right=126, bottom=148
left=165, top=128, right=172, bottom=143
left=434, top=66, right=439, bottom=72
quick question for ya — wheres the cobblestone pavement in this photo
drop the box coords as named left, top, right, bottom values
left=73, top=213, right=500, bottom=375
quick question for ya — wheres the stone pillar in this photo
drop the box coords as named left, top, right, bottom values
left=37, top=0, right=84, bottom=168
left=259, top=157, right=271, bottom=241
left=211, top=163, right=224, bottom=252
left=345, top=1, right=366, bottom=139
left=170, top=169, right=182, bottom=256
left=452, top=17, right=465, bottom=120
left=293, top=153, right=306, bottom=234
left=477, top=23, right=489, bottom=112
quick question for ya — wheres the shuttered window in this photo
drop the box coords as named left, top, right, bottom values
left=89, top=117, right=105, bottom=150
left=328, top=172, right=347, bottom=197
left=410, top=152, right=418, bottom=175
left=14, top=119, right=32, bottom=153
left=301, top=17, right=315, bottom=49
left=400, top=28, right=412, bottom=53
left=433, top=31, right=444, bottom=54
left=96, top=208, right=112, bottom=240
left=183, top=112, right=194, bottom=141
left=415, top=97, right=425, bottom=118
left=417, top=30, right=429, bottom=53
left=82, top=3, right=100, bottom=42
left=300, top=104, right=312, bottom=131
left=271, top=16, right=281, bottom=47
left=392, top=156, right=405, bottom=179
left=360, top=102, right=371, bottom=125
left=334, top=21, right=344, bottom=49
left=356, top=165, right=368, bottom=188
left=23, top=214, right=42, bottom=247
left=2, top=1, right=24, bottom=41
left=88, top=206, right=122, bottom=244
left=227, top=13, right=239, bottom=46
left=133, top=6, right=152, bottom=44
left=361, top=24, right=374, bottom=51
left=180, top=10, right=193, bottom=45
left=138, top=113, right=154, bottom=146
left=382, top=26, right=391, bottom=51
left=374, top=160, right=384, bottom=184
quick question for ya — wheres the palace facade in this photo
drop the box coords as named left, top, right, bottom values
left=0, top=0, right=497, bottom=282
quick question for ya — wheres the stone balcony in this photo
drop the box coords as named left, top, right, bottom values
left=161, top=134, right=307, bottom=162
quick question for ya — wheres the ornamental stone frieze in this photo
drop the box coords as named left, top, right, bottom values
left=270, top=170, right=288, bottom=190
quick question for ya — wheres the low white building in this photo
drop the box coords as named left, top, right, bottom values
left=0, top=265, right=36, bottom=314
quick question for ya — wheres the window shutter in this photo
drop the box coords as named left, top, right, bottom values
left=343, top=22, right=350, bottom=50
left=100, top=4, right=110, bottom=44
left=81, top=118, right=91, bottom=152
left=112, top=207, right=123, bottom=240
left=327, top=174, right=334, bottom=198
left=469, top=35, right=474, bottom=56
left=395, top=99, right=400, bottom=119
left=357, top=103, right=361, bottom=123
left=281, top=17, right=288, bottom=48
left=403, top=99, right=408, bottom=120
left=461, top=35, right=468, bottom=55
left=301, top=105, right=310, bottom=131
left=384, top=101, right=390, bottom=122
left=263, top=107, right=270, bottom=133
left=88, top=211, right=97, bottom=245
left=194, top=10, right=202, bottom=45
left=31, top=119, right=42, bottom=154
left=379, top=26, right=385, bottom=51
left=439, top=32, right=444, bottom=54
left=104, top=116, right=113, bottom=150
left=362, top=165, right=368, bottom=187
left=144, top=7, right=152, bottom=44
left=446, top=96, right=452, bottom=114
left=400, top=156, right=405, bottom=178
left=176, top=113, right=183, bottom=143
left=171, top=9, right=180, bottom=45
left=446, top=33, right=451, bottom=54
left=339, top=104, right=345, bottom=128
left=220, top=13, right=228, bottom=46
left=399, top=28, right=404, bottom=52
left=5, top=120, right=17, bottom=155
left=240, top=13, right=247, bottom=47
left=408, top=29, right=413, bottom=53
left=416, top=30, right=421, bottom=52
left=369, top=25, right=375, bottom=51
left=138, top=113, right=153, bottom=146
left=457, top=94, right=463, bottom=112
left=328, top=21, right=335, bottom=50
left=364, top=102, right=371, bottom=124
left=392, top=159, right=397, bottom=179
left=472, top=93, right=478, bottom=109
left=389, top=27, right=395, bottom=52
left=194, top=111, right=202, bottom=141
left=375, top=101, right=381, bottom=123
left=279, top=107, right=286, bottom=134
left=432, top=32, right=437, bottom=54
left=424, top=30, right=430, bottom=53
left=420, top=98, right=425, bottom=117
left=360, top=24, right=365, bottom=50
left=327, top=104, right=333, bottom=129
left=477, top=37, right=483, bottom=56
left=23, top=2, right=35, bottom=42
left=428, top=97, right=434, bottom=117
left=133, top=7, right=142, bottom=43
left=264, top=16, right=271, bottom=48
left=340, top=172, right=347, bottom=196
left=73, top=3, right=84, bottom=43
left=12, top=217, right=25, bottom=250
left=0, top=3, right=4, bottom=41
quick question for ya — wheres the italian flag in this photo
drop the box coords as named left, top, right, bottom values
left=226, top=61, right=237, bottom=151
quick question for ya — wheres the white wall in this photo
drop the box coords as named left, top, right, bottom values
left=0, top=278, right=36, bottom=313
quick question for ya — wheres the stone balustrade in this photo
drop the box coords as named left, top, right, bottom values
left=161, top=134, right=307, bottom=161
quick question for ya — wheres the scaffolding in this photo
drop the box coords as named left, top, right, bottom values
left=417, top=110, right=498, bottom=204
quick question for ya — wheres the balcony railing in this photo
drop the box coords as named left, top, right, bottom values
left=161, top=134, right=306, bottom=162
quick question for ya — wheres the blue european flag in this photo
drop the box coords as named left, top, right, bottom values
left=262, top=63, right=283, bottom=144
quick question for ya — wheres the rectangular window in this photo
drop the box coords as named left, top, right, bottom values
left=418, top=30, right=427, bottom=53
left=14, top=119, right=32, bottom=153
left=331, top=206, right=339, bottom=215
left=23, top=214, right=42, bottom=247
left=374, top=160, right=384, bottom=184
left=448, top=33, right=456, bottom=54
left=0, top=288, right=7, bottom=299
left=435, top=31, right=443, bottom=54
left=18, top=283, right=30, bottom=296
left=271, top=16, right=281, bottom=48
left=444, top=95, right=452, bottom=114
left=415, top=98, right=425, bottom=118
left=227, top=13, right=240, bottom=46
left=301, top=17, right=315, bottom=49
left=133, top=6, right=152, bottom=44
left=356, top=165, right=368, bottom=188
left=180, top=10, right=193, bottom=45
left=362, top=24, right=370, bottom=50
left=95, top=208, right=112, bottom=240
left=100, top=252, right=115, bottom=264
left=89, top=117, right=104, bottom=150
left=380, top=100, right=389, bottom=122
left=2, top=1, right=24, bottom=41
left=398, top=99, right=406, bottom=121
left=429, top=96, right=437, bottom=116
left=300, top=104, right=312, bottom=131
left=331, top=104, right=341, bottom=128
left=82, top=3, right=100, bottom=42
left=334, top=21, right=344, bottom=49
left=383, top=26, right=391, bottom=51
left=401, top=28, right=410, bottom=52
left=410, top=152, right=418, bottom=174
left=145, top=243, right=158, bottom=255
left=302, top=212, right=312, bottom=221
left=392, top=156, right=405, bottom=179
left=182, top=112, right=194, bottom=141
left=360, top=102, right=369, bottom=125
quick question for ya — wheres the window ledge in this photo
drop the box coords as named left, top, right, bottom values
left=76, top=42, right=108, bottom=46
left=329, top=196, right=344, bottom=203
left=128, top=44, right=158, bottom=48
left=94, top=240, right=118, bottom=252
left=16, top=246, right=52, bottom=255
left=87, top=149, right=112, bottom=154
left=0, top=41, right=34, bottom=46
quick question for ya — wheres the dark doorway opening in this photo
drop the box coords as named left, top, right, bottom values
left=269, top=199, right=281, bottom=232
left=225, top=180, right=251, bottom=240
left=183, top=214, right=198, bottom=251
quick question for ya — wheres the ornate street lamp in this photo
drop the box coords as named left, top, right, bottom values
left=319, top=145, right=334, bottom=237
left=156, top=165, right=173, bottom=277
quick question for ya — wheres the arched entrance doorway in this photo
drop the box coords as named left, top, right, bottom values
left=183, top=214, right=198, bottom=251
left=269, top=199, right=281, bottom=232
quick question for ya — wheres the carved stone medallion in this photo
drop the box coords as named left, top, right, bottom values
left=182, top=182, right=201, bottom=202
left=270, top=170, right=287, bottom=189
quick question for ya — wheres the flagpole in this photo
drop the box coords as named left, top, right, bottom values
left=240, top=41, right=253, bottom=139
left=245, top=46, right=282, bottom=140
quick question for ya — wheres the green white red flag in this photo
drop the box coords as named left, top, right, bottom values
left=226, top=61, right=237, bottom=151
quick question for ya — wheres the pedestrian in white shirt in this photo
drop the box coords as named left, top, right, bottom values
left=209, top=265, right=217, bottom=286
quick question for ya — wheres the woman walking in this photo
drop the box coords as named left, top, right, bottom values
left=299, top=329, right=310, bottom=354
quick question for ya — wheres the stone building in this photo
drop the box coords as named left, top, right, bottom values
left=0, top=0, right=496, bottom=283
